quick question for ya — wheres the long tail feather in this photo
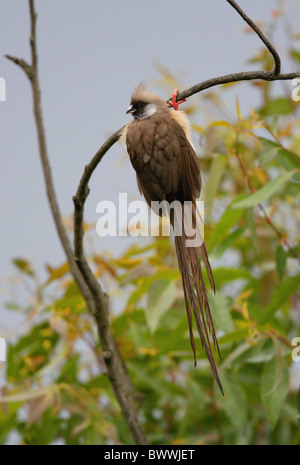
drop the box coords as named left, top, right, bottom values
left=172, top=202, right=224, bottom=395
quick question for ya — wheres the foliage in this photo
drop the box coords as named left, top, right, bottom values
left=1, top=24, right=300, bottom=446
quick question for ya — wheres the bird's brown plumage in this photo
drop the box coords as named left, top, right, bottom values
left=126, top=83, right=223, bottom=394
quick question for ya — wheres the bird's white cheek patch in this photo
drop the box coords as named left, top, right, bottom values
left=144, top=103, right=157, bottom=118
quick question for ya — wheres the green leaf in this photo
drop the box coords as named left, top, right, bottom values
left=129, top=361, right=171, bottom=398
left=56, top=354, right=79, bottom=384
left=291, top=49, right=300, bottom=67
left=245, top=341, right=276, bottom=364
left=260, top=146, right=279, bottom=166
left=276, top=245, right=287, bottom=280
left=208, top=291, right=235, bottom=333
left=275, top=149, right=300, bottom=176
left=258, top=137, right=281, bottom=166
left=215, top=372, right=248, bottom=431
left=157, top=315, right=192, bottom=354
left=46, top=262, right=70, bottom=283
left=209, top=202, right=244, bottom=250
left=204, top=153, right=227, bottom=222
left=286, top=244, right=300, bottom=258
left=145, top=279, right=176, bottom=333
left=258, top=275, right=300, bottom=324
left=212, top=227, right=246, bottom=259
left=259, top=97, right=294, bottom=116
left=25, top=408, right=61, bottom=445
left=127, top=268, right=179, bottom=305
left=261, top=355, right=289, bottom=427
left=6, top=322, right=60, bottom=380
left=12, top=258, right=34, bottom=276
left=0, top=403, right=18, bottom=445
left=213, top=268, right=252, bottom=287
left=4, top=302, right=22, bottom=311
left=217, top=328, right=249, bottom=345
left=232, top=171, right=296, bottom=209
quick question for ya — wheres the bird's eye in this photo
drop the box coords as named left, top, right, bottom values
left=136, top=102, right=146, bottom=109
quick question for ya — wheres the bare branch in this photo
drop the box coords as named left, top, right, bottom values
left=173, top=0, right=300, bottom=103
left=73, top=127, right=125, bottom=306
left=175, top=71, right=300, bottom=103
left=6, top=1, right=94, bottom=309
left=6, top=0, right=147, bottom=445
left=72, top=126, right=149, bottom=445
left=226, top=0, right=281, bottom=76
left=5, top=54, right=33, bottom=79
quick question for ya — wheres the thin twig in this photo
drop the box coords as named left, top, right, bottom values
left=226, top=0, right=281, bottom=76
left=172, top=0, right=300, bottom=105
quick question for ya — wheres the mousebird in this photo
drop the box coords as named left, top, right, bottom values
left=125, top=83, right=223, bottom=394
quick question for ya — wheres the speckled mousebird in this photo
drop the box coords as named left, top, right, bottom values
left=124, top=83, right=223, bottom=394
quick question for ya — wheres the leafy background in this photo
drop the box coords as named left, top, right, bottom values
left=0, top=14, right=300, bottom=445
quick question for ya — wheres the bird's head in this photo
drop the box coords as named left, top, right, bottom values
left=126, top=83, right=167, bottom=120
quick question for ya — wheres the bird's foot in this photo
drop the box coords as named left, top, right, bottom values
left=168, top=89, right=187, bottom=110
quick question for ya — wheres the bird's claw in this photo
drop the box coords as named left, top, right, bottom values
left=168, top=89, right=187, bottom=110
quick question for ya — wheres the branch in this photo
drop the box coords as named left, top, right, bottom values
left=226, top=0, right=281, bottom=76
left=73, top=128, right=125, bottom=309
left=174, top=71, right=300, bottom=103
left=72, top=128, right=149, bottom=445
left=6, top=0, right=147, bottom=445
left=6, top=1, right=94, bottom=311
left=173, top=0, right=300, bottom=103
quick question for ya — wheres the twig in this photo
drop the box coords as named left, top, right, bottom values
left=173, top=0, right=300, bottom=105
left=226, top=0, right=281, bottom=76
left=72, top=129, right=124, bottom=313
left=174, top=71, right=299, bottom=104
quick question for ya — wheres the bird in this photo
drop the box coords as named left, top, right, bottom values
left=124, top=83, right=223, bottom=394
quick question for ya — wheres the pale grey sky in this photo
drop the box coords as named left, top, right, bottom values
left=0, top=0, right=299, bottom=328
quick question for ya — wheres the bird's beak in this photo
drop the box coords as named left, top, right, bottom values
left=126, top=104, right=134, bottom=114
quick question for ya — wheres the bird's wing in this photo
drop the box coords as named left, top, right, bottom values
left=126, top=115, right=201, bottom=206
